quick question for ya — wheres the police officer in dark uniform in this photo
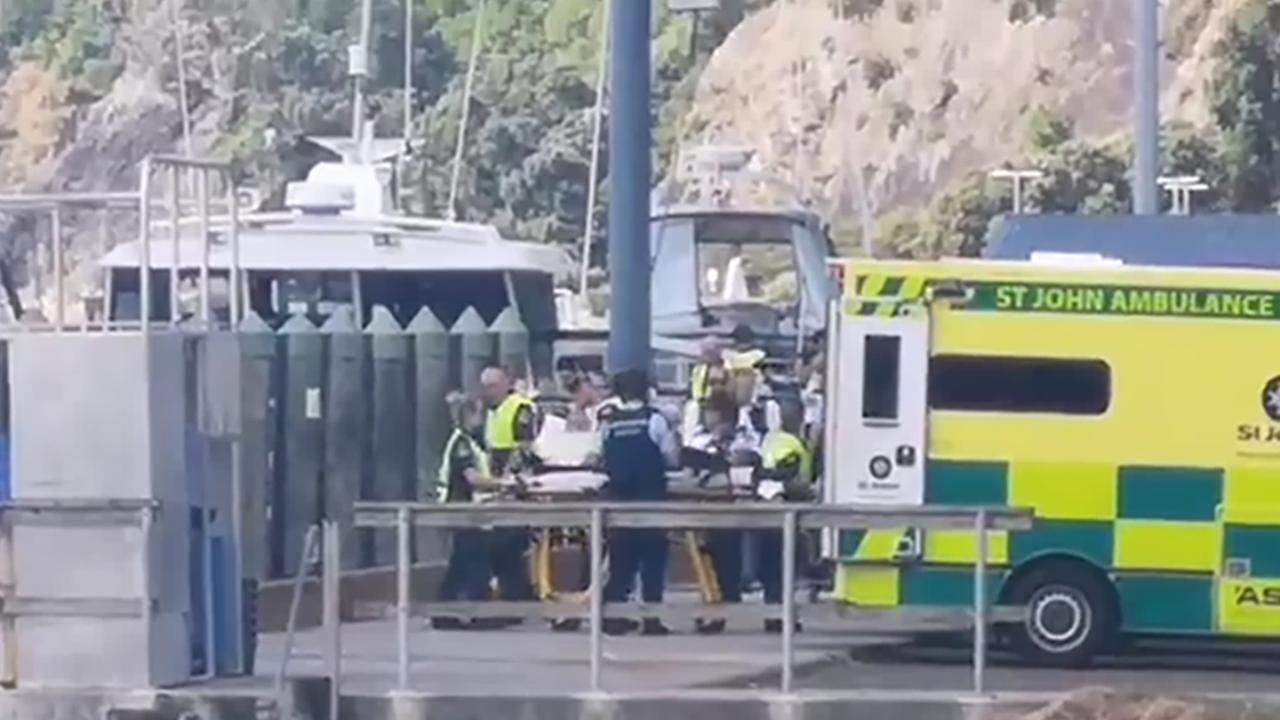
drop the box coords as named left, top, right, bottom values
left=599, top=369, right=679, bottom=636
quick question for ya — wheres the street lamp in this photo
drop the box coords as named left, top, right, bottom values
left=989, top=169, right=1045, bottom=214
left=1158, top=175, right=1209, bottom=215
left=668, top=0, right=720, bottom=60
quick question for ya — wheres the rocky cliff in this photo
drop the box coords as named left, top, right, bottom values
left=680, top=0, right=1248, bottom=244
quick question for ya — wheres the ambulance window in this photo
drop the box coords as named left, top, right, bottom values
left=863, top=335, right=901, bottom=420
left=929, top=355, right=1110, bottom=415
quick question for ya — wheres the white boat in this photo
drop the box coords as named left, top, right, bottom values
left=97, top=155, right=574, bottom=377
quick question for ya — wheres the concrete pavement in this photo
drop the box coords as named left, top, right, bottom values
left=258, top=618, right=881, bottom=695
left=2, top=622, right=1278, bottom=720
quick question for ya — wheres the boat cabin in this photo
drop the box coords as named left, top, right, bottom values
left=99, top=162, right=571, bottom=374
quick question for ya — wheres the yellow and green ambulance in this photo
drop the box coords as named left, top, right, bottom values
left=825, top=256, right=1280, bottom=666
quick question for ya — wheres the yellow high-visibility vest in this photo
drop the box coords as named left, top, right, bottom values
left=437, top=429, right=491, bottom=502
left=691, top=362, right=731, bottom=401
left=486, top=392, right=534, bottom=451
left=762, top=430, right=813, bottom=486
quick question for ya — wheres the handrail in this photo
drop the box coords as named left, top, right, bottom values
left=354, top=501, right=1031, bottom=531
left=274, top=524, right=321, bottom=696
left=347, top=500, right=1030, bottom=695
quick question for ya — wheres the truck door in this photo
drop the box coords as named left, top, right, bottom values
left=828, top=300, right=929, bottom=505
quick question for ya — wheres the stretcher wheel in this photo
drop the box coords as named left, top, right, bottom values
left=551, top=619, right=582, bottom=632
left=695, top=618, right=726, bottom=635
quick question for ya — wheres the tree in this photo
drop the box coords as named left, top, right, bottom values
left=1209, top=0, right=1280, bottom=211
left=1162, top=122, right=1229, bottom=213
left=1026, top=139, right=1130, bottom=214
left=920, top=172, right=1005, bottom=257
left=1025, top=105, right=1073, bottom=154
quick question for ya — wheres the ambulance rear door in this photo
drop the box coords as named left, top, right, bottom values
left=826, top=298, right=930, bottom=506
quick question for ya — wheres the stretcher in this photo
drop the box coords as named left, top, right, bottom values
left=521, top=467, right=756, bottom=613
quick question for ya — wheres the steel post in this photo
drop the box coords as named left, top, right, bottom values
left=589, top=506, right=604, bottom=692
left=323, top=521, right=341, bottom=718
left=973, top=508, right=988, bottom=694
left=397, top=506, right=411, bottom=689
left=138, top=506, right=154, bottom=664
left=50, top=207, right=63, bottom=332
left=227, top=179, right=241, bottom=326
left=781, top=509, right=797, bottom=693
left=198, top=170, right=211, bottom=326
left=201, top=504, right=217, bottom=680
left=274, top=524, right=318, bottom=694
left=1133, top=0, right=1159, bottom=214
left=139, top=159, right=152, bottom=333
left=170, top=165, right=182, bottom=324
left=605, top=0, right=651, bottom=373
left=0, top=516, right=12, bottom=687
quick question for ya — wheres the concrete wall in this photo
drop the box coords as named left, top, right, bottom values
left=7, top=332, right=192, bottom=689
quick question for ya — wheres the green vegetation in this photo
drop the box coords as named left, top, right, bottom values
left=6, top=0, right=1280, bottom=267
left=1209, top=0, right=1280, bottom=212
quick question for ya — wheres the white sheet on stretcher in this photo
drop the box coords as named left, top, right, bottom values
left=534, top=414, right=598, bottom=466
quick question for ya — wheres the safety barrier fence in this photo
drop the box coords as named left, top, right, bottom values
left=280, top=502, right=1033, bottom=706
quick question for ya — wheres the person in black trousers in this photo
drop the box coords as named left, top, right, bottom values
left=754, top=400, right=815, bottom=633
left=598, top=369, right=679, bottom=636
left=433, top=393, right=501, bottom=630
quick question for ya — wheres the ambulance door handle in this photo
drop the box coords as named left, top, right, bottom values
left=896, top=445, right=917, bottom=467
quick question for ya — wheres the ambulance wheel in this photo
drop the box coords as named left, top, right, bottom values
left=1006, top=562, right=1115, bottom=668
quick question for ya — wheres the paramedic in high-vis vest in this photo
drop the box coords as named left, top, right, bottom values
left=683, top=390, right=753, bottom=633
left=480, top=366, right=537, bottom=604
left=754, top=400, right=815, bottom=633
left=684, top=337, right=728, bottom=439
left=691, top=337, right=729, bottom=401
left=433, top=392, right=501, bottom=629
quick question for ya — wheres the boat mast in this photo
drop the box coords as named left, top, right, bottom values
left=350, top=0, right=375, bottom=164
left=579, top=0, right=611, bottom=297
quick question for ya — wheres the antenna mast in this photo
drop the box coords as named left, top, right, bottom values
left=578, top=0, right=611, bottom=296
left=350, top=0, right=376, bottom=163
left=446, top=0, right=488, bottom=221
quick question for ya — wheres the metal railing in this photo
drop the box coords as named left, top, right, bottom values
left=0, top=155, right=244, bottom=334
left=275, top=521, right=341, bottom=720
left=0, top=498, right=157, bottom=687
left=346, top=501, right=1032, bottom=695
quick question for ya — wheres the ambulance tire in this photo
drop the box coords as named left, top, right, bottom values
left=1006, top=562, right=1116, bottom=668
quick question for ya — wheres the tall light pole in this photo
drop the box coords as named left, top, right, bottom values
left=607, top=0, right=652, bottom=373
left=989, top=169, right=1044, bottom=214
left=1133, top=0, right=1160, bottom=214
